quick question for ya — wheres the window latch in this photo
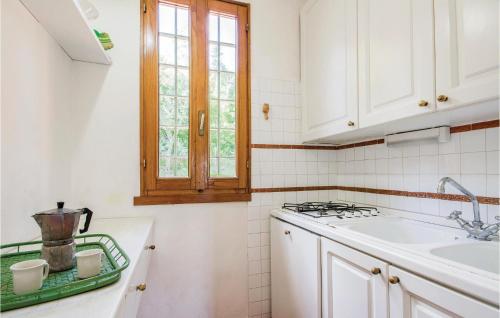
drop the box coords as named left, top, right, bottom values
left=198, top=111, right=205, bottom=136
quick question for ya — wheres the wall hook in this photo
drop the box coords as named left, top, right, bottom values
left=262, top=103, right=270, bottom=120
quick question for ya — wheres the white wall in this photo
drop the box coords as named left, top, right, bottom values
left=0, top=0, right=73, bottom=244
left=251, top=0, right=301, bottom=81
left=66, top=0, right=303, bottom=317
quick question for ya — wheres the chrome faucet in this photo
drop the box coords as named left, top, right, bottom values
left=437, top=177, right=499, bottom=240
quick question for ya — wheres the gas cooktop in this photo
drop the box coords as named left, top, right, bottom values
left=282, top=201, right=379, bottom=219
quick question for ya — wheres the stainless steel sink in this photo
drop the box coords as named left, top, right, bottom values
left=430, top=242, right=499, bottom=274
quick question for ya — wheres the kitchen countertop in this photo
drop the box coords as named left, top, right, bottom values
left=2, top=217, right=154, bottom=318
left=271, top=208, right=500, bottom=306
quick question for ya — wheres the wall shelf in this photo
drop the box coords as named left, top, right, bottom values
left=20, top=0, right=111, bottom=65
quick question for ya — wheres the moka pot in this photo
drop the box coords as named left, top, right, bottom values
left=32, top=202, right=93, bottom=272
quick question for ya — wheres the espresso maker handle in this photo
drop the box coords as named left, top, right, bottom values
left=79, top=208, right=93, bottom=234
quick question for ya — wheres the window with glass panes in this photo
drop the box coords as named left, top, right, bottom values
left=158, top=3, right=190, bottom=177
left=136, top=0, right=250, bottom=205
left=209, top=13, right=237, bottom=178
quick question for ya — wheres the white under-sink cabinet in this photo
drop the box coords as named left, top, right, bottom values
left=321, top=237, right=389, bottom=318
left=389, top=265, right=498, bottom=318
left=300, top=0, right=358, bottom=141
left=357, top=0, right=435, bottom=127
left=320, top=235, right=498, bottom=318
left=271, top=218, right=321, bottom=318
left=434, top=0, right=499, bottom=110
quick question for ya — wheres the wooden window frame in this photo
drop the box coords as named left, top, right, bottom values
left=135, top=0, right=251, bottom=205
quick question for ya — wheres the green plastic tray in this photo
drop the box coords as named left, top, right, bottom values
left=0, top=234, right=129, bottom=312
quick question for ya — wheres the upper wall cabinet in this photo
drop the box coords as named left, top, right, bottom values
left=357, top=0, right=435, bottom=128
left=434, top=0, right=499, bottom=110
left=300, top=0, right=358, bottom=142
left=300, top=0, right=499, bottom=143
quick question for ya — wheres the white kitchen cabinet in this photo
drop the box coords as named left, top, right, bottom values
left=321, top=237, right=389, bottom=318
left=300, top=0, right=498, bottom=143
left=358, top=0, right=435, bottom=128
left=118, top=230, right=154, bottom=318
left=434, top=0, right=499, bottom=110
left=388, top=265, right=498, bottom=318
left=300, top=0, right=358, bottom=141
left=271, top=218, right=321, bottom=318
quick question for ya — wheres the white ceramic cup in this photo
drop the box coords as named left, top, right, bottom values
left=10, top=259, right=49, bottom=295
left=75, top=249, right=104, bottom=279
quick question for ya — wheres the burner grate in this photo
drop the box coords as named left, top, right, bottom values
left=282, top=202, right=349, bottom=213
left=282, top=201, right=378, bottom=218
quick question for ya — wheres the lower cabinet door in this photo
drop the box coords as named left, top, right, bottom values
left=118, top=232, right=154, bottom=318
left=271, top=218, right=321, bottom=318
left=388, top=265, right=498, bottom=318
left=321, top=237, right=389, bottom=318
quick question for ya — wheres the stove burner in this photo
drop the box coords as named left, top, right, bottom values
left=282, top=201, right=378, bottom=218
left=282, top=202, right=349, bottom=213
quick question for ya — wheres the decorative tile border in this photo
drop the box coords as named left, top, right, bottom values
left=450, top=119, right=499, bottom=133
left=252, top=186, right=336, bottom=193
left=251, top=186, right=500, bottom=205
left=251, top=119, right=499, bottom=150
left=251, top=144, right=337, bottom=150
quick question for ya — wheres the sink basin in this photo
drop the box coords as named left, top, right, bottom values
left=431, top=242, right=499, bottom=274
left=340, top=218, right=461, bottom=244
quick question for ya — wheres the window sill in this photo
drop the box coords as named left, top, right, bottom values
left=133, top=192, right=251, bottom=205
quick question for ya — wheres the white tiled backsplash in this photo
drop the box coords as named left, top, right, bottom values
left=333, top=127, right=499, bottom=223
left=251, top=77, right=302, bottom=145
left=246, top=77, right=498, bottom=317
left=251, top=148, right=336, bottom=188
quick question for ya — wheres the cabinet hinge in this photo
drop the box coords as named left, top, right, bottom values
left=143, top=2, right=147, bottom=13
left=142, top=159, right=147, bottom=168
left=245, top=24, right=249, bottom=32
left=246, top=161, right=249, bottom=169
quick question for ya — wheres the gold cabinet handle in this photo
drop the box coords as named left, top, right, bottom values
left=389, top=276, right=400, bottom=284
left=437, top=95, right=448, bottom=102
left=418, top=100, right=429, bottom=107
left=136, top=283, right=147, bottom=291
left=347, top=121, right=355, bottom=127
left=284, top=230, right=290, bottom=235
left=371, top=267, right=381, bottom=275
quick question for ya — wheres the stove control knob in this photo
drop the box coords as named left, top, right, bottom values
left=362, top=211, right=371, bottom=217
left=371, top=210, right=379, bottom=216
left=353, top=211, right=362, bottom=217
left=345, top=212, right=353, bottom=218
